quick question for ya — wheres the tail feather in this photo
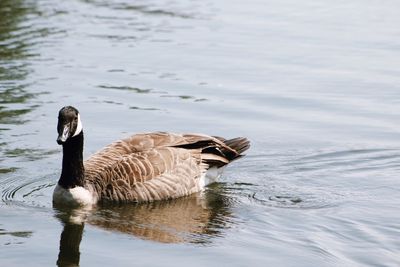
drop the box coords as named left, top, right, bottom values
left=224, top=137, right=250, bottom=156
left=176, top=135, right=250, bottom=167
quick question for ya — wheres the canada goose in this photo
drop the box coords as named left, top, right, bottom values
left=53, top=106, right=250, bottom=206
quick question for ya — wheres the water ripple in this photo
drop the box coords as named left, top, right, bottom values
left=1, top=174, right=55, bottom=208
left=287, top=148, right=400, bottom=175
left=0, top=228, right=33, bottom=246
left=81, top=0, right=201, bottom=19
left=224, top=148, right=400, bottom=210
left=98, top=84, right=152, bottom=93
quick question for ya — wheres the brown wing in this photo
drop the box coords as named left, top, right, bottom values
left=83, top=132, right=249, bottom=202
left=84, top=132, right=244, bottom=172
left=86, top=132, right=215, bottom=158
left=85, top=147, right=207, bottom=202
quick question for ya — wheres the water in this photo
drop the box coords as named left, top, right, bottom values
left=1, top=0, right=400, bottom=266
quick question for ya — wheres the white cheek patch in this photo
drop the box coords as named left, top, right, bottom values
left=72, top=114, right=83, bottom=137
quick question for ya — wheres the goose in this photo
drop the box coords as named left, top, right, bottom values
left=53, top=106, right=250, bottom=206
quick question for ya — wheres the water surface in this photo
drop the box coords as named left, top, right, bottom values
left=1, top=0, right=400, bottom=266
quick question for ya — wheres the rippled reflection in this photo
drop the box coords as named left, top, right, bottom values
left=54, top=189, right=233, bottom=265
left=0, top=0, right=36, bottom=126
left=0, top=0, right=54, bottom=192
left=0, top=0, right=58, bottom=126
left=57, top=223, right=84, bottom=267
left=80, top=0, right=197, bottom=19
left=0, top=227, right=33, bottom=246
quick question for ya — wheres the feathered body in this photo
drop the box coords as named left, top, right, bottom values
left=53, top=106, right=250, bottom=206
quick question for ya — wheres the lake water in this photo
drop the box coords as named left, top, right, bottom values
left=1, top=0, right=400, bottom=266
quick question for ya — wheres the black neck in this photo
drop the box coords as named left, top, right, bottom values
left=59, top=131, right=85, bottom=189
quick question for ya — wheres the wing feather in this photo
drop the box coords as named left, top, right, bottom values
left=83, top=132, right=249, bottom=202
left=86, top=147, right=205, bottom=202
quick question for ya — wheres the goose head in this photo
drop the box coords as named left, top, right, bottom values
left=57, top=106, right=83, bottom=145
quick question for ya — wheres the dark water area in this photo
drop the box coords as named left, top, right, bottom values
left=1, top=0, right=400, bottom=266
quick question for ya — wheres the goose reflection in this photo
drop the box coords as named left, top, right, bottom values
left=57, top=221, right=84, bottom=267
left=54, top=188, right=233, bottom=266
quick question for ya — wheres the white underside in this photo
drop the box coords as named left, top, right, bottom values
left=198, top=166, right=225, bottom=189
left=53, top=184, right=96, bottom=207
